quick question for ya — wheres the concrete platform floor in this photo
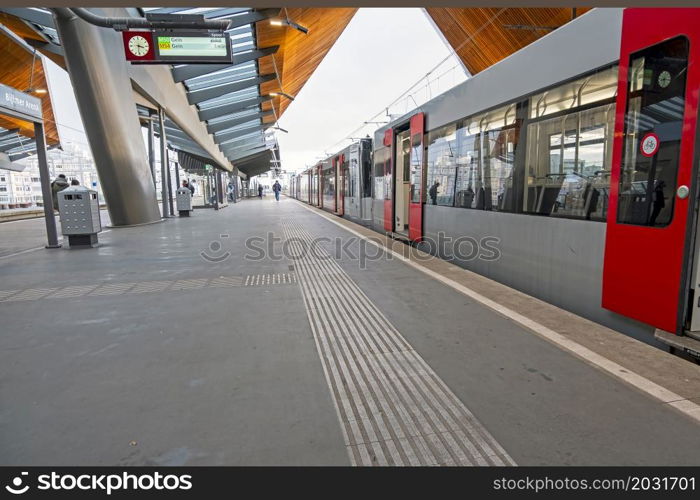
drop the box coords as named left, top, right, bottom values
left=1, top=198, right=699, bottom=466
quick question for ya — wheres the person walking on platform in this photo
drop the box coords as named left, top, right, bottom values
left=429, top=181, right=440, bottom=205
left=50, top=174, right=69, bottom=211
left=272, top=180, right=282, bottom=202
left=258, top=184, right=263, bottom=198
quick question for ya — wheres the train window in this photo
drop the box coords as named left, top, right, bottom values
left=362, top=143, right=372, bottom=198
left=524, top=103, right=615, bottom=220
left=426, top=124, right=457, bottom=206
left=483, top=128, right=517, bottom=211
left=373, top=147, right=386, bottom=200
left=617, top=37, right=689, bottom=227
left=454, top=130, right=479, bottom=209
left=531, top=65, right=619, bottom=118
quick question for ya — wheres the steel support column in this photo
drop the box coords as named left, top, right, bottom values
left=158, top=107, right=170, bottom=218
left=52, top=8, right=161, bottom=226
left=147, top=114, right=156, bottom=187
left=34, top=122, right=60, bottom=248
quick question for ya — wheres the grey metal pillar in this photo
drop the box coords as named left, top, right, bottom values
left=34, top=122, right=60, bottom=248
left=166, top=152, right=174, bottom=216
left=215, top=171, right=223, bottom=209
left=147, top=114, right=156, bottom=187
left=158, top=108, right=170, bottom=218
left=52, top=8, right=160, bottom=226
left=174, top=161, right=181, bottom=194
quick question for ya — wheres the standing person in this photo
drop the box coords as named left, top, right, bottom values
left=428, top=181, right=440, bottom=205
left=50, top=174, right=69, bottom=211
left=258, top=184, right=263, bottom=198
left=272, top=180, right=282, bottom=202
left=188, top=179, right=195, bottom=196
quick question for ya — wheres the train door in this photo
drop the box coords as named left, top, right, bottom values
left=383, top=129, right=393, bottom=232
left=394, top=128, right=411, bottom=236
left=339, top=154, right=347, bottom=216
left=408, top=113, right=425, bottom=242
left=347, top=144, right=360, bottom=218
left=602, top=8, right=700, bottom=335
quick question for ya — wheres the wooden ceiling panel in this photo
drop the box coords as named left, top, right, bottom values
left=256, top=8, right=357, bottom=119
left=426, top=8, right=592, bottom=75
left=0, top=30, right=59, bottom=145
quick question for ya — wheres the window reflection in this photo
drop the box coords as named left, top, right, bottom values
left=617, top=37, right=688, bottom=227
left=525, top=103, right=614, bottom=220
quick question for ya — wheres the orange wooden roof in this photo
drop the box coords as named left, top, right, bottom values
left=256, top=8, right=357, bottom=120
left=0, top=29, right=60, bottom=146
left=426, top=8, right=592, bottom=76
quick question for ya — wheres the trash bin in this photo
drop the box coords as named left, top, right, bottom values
left=57, top=185, right=101, bottom=248
left=176, top=187, right=192, bottom=216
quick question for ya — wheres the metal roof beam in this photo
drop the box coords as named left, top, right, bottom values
left=172, top=45, right=279, bottom=83
left=207, top=110, right=273, bottom=134
left=0, top=8, right=56, bottom=28
left=229, top=146, right=272, bottom=162
left=215, top=124, right=266, bottom=143
left=199, top=95, right=272, bottom=121
left=25, top=38, right=64, bottom=57
left=187, top=73, right=275, bottom=105
left=0, top=128, right=19, bottom=140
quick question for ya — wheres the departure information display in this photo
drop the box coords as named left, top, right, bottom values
left=157, top=36, right=227, bottom=58
left=122, top=31, right=232, bottom=64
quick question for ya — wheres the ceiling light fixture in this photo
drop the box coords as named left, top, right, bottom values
left=269, top=17, right=308, bottom=34
left=269, top=91, right=295, bottom=101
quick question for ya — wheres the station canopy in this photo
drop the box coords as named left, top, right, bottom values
left=0, top=7, right=588, bottom=175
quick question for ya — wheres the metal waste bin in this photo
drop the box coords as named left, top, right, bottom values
left=57, top=185, right=101, bottom=248
left=176, top=187, right=192, bottom=216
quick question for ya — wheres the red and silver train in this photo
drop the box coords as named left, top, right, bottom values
left=291, top=8, right=700, bottom=359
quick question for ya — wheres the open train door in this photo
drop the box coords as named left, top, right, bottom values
left=408, top=113, right=425, bottom=242
left=602, top=8, right=700, bottom=334
left=383, top=129, right=393, bottom=232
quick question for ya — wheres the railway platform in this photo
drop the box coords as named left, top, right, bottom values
left=1, top=197, right=700, bottom=466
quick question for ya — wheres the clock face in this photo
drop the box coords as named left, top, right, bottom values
left=128, top=35, right=149, bottom=57
left=658, top=70, right=671, bottom=89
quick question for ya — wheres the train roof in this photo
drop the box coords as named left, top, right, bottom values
left=373, top=7, right=623, bottom=149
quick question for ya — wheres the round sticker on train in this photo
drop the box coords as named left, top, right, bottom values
left=640, top=132, right=660, bottom=157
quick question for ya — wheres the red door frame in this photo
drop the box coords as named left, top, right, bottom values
left=602, top=8, right=700, bottom=334
left=383, top=129, right=393, bottom=232
left=408, top=112, right=425, bottom=242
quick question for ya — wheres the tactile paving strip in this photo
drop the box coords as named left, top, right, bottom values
left=0, top=272, right=296, bottom=302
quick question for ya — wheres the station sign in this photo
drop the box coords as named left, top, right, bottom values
left=122, top=31, right=232, bottom=65
left=0, top=83, right=42, bottom=121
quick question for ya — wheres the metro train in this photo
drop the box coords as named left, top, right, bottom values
left=290, top=8, right=700, bottom=358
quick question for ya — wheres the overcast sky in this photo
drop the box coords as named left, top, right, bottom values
left=275, top=8, right=467, bottom=173
left=44, top=8, right=468, bottom=174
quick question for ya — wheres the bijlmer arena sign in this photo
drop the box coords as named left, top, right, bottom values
left=0, top=83, right=42, bottom=121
